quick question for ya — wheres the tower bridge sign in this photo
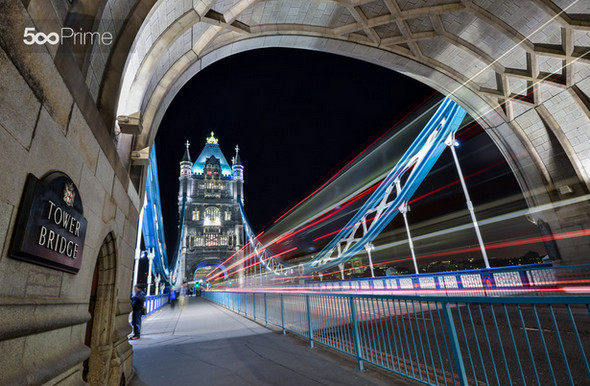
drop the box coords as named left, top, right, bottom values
left=9, top=172, right=87, bottom=274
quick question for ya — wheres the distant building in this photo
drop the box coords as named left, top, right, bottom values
left=175, top=132, right=244, bottom=284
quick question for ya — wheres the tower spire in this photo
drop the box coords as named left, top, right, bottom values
left=233, top=144, right=241, bottom=166
left=180, top=139, right=193, bottom=177
left=182, top=140, right=191, bottom=162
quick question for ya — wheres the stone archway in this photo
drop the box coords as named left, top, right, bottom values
left=194, top=261, right=229, bottom=281
left=100, top=0, right=590, bottom=264
left=84, top=232, right=124, bottom=385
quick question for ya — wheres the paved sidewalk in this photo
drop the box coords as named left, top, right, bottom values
left=129, top=297, right=419, bottom=386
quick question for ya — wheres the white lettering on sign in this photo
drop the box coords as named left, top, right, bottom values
left=38, top=200, right=81, bottom=259
left=47, top=200, right=81, bottom=236
left=38, top=226, right=79, bottom=258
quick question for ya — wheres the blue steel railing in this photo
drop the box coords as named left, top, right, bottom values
left=143, top=294, right=169, bottom=318
left=306, top=264, right=590, bottom=296
left=204, top=290, right=590, bottom=385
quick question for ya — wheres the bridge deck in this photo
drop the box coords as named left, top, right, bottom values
left=129, top=297, right=419, bottom=385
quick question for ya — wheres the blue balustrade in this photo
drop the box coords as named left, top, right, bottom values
left=142, top=294, right=169, bottom=318
left=204, top=289, right=590, bottom=385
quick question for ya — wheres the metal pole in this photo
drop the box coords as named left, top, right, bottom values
left=306, top=295, right=314, bottom=348
left=147, top=248, right=155, bottom=296
left=446, top=133, right=491, bottom=269
left=400, top=204, right=419, bottom=274
left=339, top=263, right=345, bottom=280
left=264, top=293, right=268, bottom=327
left=396, top=179, right=419, bottom=274
left=155, top=274, right=161, bottom=295
left=133, top=201, right=146, bottom=287
left=365, top=243, right=375, bottom=278
left=442, top=302, right=468, bottom=385
left=133, top=252, right=141, bottom=288
left=349, top=296, right=364, bottom=371
left=281, top=293, right=285, bottom=335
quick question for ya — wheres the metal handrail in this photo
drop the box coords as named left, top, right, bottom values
left=204, top=290, right=590, bottom=385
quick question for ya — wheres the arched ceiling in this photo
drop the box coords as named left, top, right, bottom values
left=87, top=0, right=590, bottom=208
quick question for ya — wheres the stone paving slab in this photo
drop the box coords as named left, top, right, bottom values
left=129, top=297, right=419, bottom=386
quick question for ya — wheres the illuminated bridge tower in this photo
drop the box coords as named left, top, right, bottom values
left=177, top=132, right=244, bottom=284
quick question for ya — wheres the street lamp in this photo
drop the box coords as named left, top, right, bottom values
left=338, top=263, right=345, bottom=280
left=365, top=242, right=375, bottom=278
left=146, top=248, right=155, bottom=295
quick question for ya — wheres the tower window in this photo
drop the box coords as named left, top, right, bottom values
left=204, top=206, right=221, bottom=226
left=192, top=210, right=200, bottom=221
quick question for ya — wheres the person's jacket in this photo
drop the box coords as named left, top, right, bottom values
left=131, top=290, right=146, bottom=311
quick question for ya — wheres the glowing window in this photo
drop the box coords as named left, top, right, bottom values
left=204, top=206, right=220, bottom=226
left=192, top=210, right=200, bottom=221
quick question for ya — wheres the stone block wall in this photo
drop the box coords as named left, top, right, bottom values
left=0, top=1, right=140, bottom=384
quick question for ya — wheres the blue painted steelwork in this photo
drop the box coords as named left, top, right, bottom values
left=142, top=146, right=187, bottom=286
left=308, top=98, right=466, bottom=272
left=142, top=147, right=170, bottom=283
left=204, top=290, right=590, bottom=385
left=237, top=97, right=467, bottom=276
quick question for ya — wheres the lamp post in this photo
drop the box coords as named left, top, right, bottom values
left=154, top=274, right=161, bottom=295
left=445, top=133, right=490, bottom=269
left=338, top=263, right=345, bottom=280
left=365, top=242, right=375, bottom=278
left=147, top=248, right=155, bottom=296
left=133, top=252, right=141, bottom=289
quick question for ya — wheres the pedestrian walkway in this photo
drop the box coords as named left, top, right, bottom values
left=129, top=297, right=419, bottom=385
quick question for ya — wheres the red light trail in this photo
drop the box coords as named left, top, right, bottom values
left=272, top=91, right=439, bottom=225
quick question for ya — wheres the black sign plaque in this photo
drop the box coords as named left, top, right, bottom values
left=9, top=172, right=88, bottom=274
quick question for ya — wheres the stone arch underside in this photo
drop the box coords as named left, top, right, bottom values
left=86, top=0, right=590, bottom=262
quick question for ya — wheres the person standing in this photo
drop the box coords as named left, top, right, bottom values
left=130, top=285, right=146, bottom=340
left=179, top=283, right=188, bottom=307
left=169, top=286, right=177, bottom=309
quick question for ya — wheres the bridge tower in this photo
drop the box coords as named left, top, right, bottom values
left=177, top=132, right=244, bottom=285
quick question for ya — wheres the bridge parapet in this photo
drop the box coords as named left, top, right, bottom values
left=204, top=288, right=590, bottom=385
left=305, top=263, right=590, bottom=297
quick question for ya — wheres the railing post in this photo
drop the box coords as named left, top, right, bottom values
left=442, top=301, right=468, bottom=385
left=349, top=296, right=364, bottom=371
left=253, top=293, right=256, bottom=321
left=264, top=293, right=268, bottom=326
left=306, top=295, right=314, bottom=348
left=281, top=293, right=285, bottom=335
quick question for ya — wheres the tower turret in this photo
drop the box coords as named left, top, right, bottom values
left=180, top=140, right=192, bottom=177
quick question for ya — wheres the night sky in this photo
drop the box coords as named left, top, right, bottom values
left=154, top=47, right=539, bottom=266
left=155, top=47, right=437, bottom=247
